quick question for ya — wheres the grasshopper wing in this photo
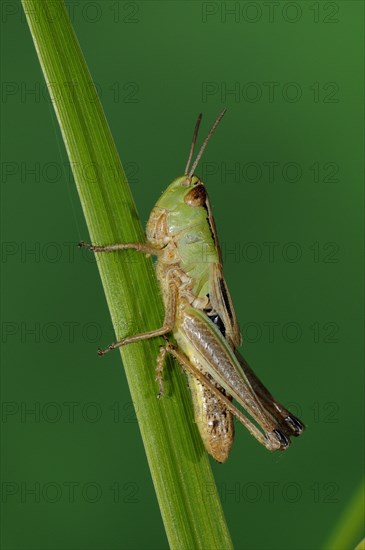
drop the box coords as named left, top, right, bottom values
left=233, top=348, right=304, bottom=439
left=204, top=195, right=242, bottom=348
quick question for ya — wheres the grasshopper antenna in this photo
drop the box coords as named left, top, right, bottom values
left=184, top=113, right=203, bottom=176
left=188, top=108, right=227, bottom=178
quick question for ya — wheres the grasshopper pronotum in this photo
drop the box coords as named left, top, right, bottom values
left=80, top=110, right=304, bottom=462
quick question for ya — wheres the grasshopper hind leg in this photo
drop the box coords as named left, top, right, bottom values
left=160, top=342, right=283, bottom=451
left=155, top=340, right=234, bottom=462
left=188, top=373, right=234, bottom=463
left=155, top=345, right=168, bottom=398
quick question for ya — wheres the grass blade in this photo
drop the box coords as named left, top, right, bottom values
left=323, top=479, right=365, bottom=550
left=21, top=1, right=233, bottom=548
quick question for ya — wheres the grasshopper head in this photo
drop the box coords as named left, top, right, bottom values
left=156, top=174, right=207, bottom=210
left=147, top=112, right=226, bottom=241
left=148, top=174, right=210, bottom=243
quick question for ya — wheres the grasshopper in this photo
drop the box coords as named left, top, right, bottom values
left=80, top=110, right=304, bottom=462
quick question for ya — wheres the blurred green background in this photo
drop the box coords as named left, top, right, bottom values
left=1, top=1, right=364, bottom=549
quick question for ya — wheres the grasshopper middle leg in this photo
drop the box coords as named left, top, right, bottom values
left=98, top=281, right=177, bottom=356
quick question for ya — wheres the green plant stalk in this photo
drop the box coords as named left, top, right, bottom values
left=21, top=1, right=233, bottom=548
left=323, top=478, right=365, bottom=550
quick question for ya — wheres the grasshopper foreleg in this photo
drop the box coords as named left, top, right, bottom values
left=79, top=241, right=162, bottom=256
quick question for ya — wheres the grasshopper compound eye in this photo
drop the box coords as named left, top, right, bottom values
left=184, top=184, right=207, bottom=207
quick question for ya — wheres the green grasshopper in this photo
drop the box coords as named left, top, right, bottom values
left=80, top=110, right=304, bottom=462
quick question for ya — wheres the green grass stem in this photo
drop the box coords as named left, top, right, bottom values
left=21, top=1, right=233, bottom=548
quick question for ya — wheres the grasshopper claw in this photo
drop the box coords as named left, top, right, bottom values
left=78, top=241, right=94, bottom=250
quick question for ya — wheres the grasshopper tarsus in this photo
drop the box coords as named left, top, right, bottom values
left=97, top=344, right=116, bottom=356
left=98, top=344, right=115, bottom=357
left=80, top=241, right=161, bottom=255
left=156, top=345, right=168, bottom=396
left=155, top=379, right=165, bottom=398
left=79, top=240, right=99, bottom=252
